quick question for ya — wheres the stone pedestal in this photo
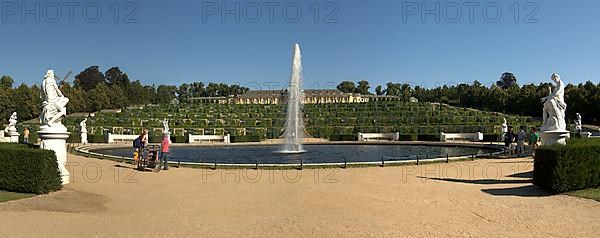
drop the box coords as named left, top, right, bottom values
left=8, top=130, right=19, bottom=143
left=541, top=130, right=570, bottom=146
left=81, top=132, right=88, bottom=144
left=580, top=132, right=592, bottom=139
left=38, top=129, right=70, bottom=185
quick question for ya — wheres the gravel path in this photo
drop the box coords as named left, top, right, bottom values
left=1, top=154, right=599, bottom=237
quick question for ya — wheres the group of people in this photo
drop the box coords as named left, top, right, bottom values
left=503, top=126, right=540, bottom=157
left=133, top=128, right=171, bottom=171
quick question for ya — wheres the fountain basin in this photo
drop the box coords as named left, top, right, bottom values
left=91, top=143, right=501, bottom=165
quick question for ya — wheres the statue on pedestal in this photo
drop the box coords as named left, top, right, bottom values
left=574, top=113, right=582, bottom=132
left=4, top=112, right=17, bottom=133
left=40, top=70, right=69, bottom=131
left=541, top=73, right=567, bottom=132
left=38, top=69, right=71, bottom=184
left=80, top=118, right=88, bottom=133
left=163, top=118, right=170, bottom=133
left=540, top=73, right=570, bottom=145
left=501, top=117, right=508, bottom=139
left=80, top=118, right=88, bottom=144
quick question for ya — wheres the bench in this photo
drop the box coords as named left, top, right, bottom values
left=188, top=134, right=231, bottom=144
left=440, top=132, right=483, bottom=142
left=107, top=134, right=139, bottom=143
left=358, top=132, right=399, bottom=141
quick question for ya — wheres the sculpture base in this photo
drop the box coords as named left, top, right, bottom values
left=81, top=132, right=88, bottom=144
left=9, top=131, right=20, bottom=143
left=541, top=130, right=570, bottom=146
left=38, top=129, right=71, bottom=185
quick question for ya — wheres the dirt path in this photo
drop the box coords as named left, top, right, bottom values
left=1, top=154, right=599, bottom=237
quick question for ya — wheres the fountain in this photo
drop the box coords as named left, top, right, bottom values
left=280, top=43, right=306, bottom=153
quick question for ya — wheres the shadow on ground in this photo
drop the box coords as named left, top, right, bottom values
left=419, top=170, right=552, bottom=197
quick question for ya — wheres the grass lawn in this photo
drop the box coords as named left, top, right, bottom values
left=0, top=190, right=36, bottom=203
left=566, top=188, right=600, bottom=202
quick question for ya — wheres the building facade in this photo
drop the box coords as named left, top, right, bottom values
left=189, top=89, right=400, bottom=105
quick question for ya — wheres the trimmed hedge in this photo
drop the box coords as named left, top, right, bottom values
left=417, top=134, right=440, bottom=141
left=329, top=134, right=357, bottom=141
left=398, top=134, right=418, bottom=141
left=0, top=143, right=62, bottom=194
left=483, top=134, right=501, bottom=142
left=87, top=135, right=107, bottom=143
left=534, top=139, right=600, bottom=193
left=230, top=135, right=262, bottom=143
left=170, top=136, right=188, bottom=143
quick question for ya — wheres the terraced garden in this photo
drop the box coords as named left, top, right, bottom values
left=23, top=101, right=538, bottom=143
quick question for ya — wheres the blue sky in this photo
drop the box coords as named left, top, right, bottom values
left=1, top=0, right=599, bottom=90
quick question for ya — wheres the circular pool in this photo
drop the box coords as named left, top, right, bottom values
left=93, top=143, right=498, bottom=165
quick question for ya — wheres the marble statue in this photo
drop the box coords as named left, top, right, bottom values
left=80, top=118, right=88, bottom=133
left=540, top=73, right=570, bottom=145
left=38, top=70, right=71, bottom=184
left=40, top=70, right=70, bottom=130
left=163, top=118, right=170, bottom=133
left=80, top=118, right=88, bottom=144
left=501, top=117, right=508, bottom=135
left=575, top=113, right=582, bottom=132
left=541, top=73, right=567, bottom=131
left=5, top=112, right=17, bottom=133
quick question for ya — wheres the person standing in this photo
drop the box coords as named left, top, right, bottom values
left=504, top=127, right=515, bottom=156
left=529, top=127, right=540, bottom=156
left=158, top=133, right=171, bottom=171
left=23, top=127, right=30, bottom=144
left=517, top=126, right=526, bottom=156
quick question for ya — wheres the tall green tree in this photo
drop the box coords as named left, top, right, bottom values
left=375, top=85, right=383, bottom=95
left=336, top=81, right=356, bottom=93
left=356, top=80, right=371, bottom=95
left=105, top=67, right=131, bottom=89
left=496, top=72, right=518, bottom=89
left=0, top=76, right=14, bottom=89
left=74, top=66, right=106, bottom=91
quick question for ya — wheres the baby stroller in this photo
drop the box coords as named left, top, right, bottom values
left=137, top=145, right=160, bottom=171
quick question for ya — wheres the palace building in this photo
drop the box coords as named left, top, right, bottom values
left=189, top=89, right=401, bottom=105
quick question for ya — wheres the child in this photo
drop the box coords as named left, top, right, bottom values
left=159, top=133, right=171, bottom=171
left=133, top=148, right=139, bottom=165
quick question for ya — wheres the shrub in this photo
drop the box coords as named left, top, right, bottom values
left=329, top=134, right=357, bottom=141
left=87, top=135, right=106, bottom=143
left=0, top=143, right=62, bottom=194
left=398, top=134, right=417, bottom=141
left=482, top=134, right=501, bottom=142
left=534, top=139, right=600, bottom=193
left=230, top=135, right=262, bottom=143
left=170, top=136, right=188, bottom=143
left=149, top=136, right=163, bottom=143
left=417, top=134, right=440, bottom=141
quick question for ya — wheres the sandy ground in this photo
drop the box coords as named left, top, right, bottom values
left=1, top=154, right=599, bottom=238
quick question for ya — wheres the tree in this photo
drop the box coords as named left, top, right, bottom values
left=375, top=85, right=383, bottom=96
left=14, top=83, right=37, bottom=120
left=87, top=83, right=111, bottom=112
left=385, top=82, right=401, bottom=97
left=105, top=67, right=131, bottom=89
left=61, top=83, right=88, bottom=113
left=356, top=80, right=370, bottom=95
left=336, top=81, right=356, bottom=93
left=0, top=76, right=14, bottom=89
left=108, top=84, right=129, bottom=108
left=156, top=85, right=177, bottom=104
left=74, top=66, right=106, bottom=91
left=496, top=72, right=517, bottom=89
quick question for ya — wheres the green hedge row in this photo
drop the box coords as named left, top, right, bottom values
left=534, top=139, right=600, bottom=193
left=230, top=135, right=262, bottom=143
left=0, top=143, right=62, bottom=194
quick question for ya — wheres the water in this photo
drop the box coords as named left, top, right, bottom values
left=95, top=144, right=495, bottom=164
left=281, top=43, right=306, bottom=153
